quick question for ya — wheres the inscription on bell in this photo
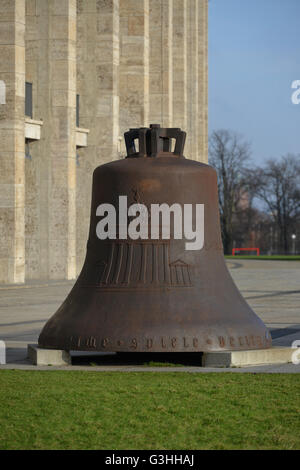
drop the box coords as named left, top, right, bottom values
left=67, top=334, right=271, bottom=352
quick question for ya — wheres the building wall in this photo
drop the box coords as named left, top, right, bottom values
left=0, top=0, right=208, bottom=284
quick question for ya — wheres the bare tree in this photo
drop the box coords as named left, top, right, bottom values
left=251, top=155, right=300, bottom=253
left=209, top=129, right=251, bottom=254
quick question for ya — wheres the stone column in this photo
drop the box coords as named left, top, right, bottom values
left=0, top=0, right=25, bottom=283
left=149, top=0, right=173, bottom=127
left=198, top=0, right=208, bottom=163
left=185, top=0, right=208, bottom=163
left=25, top=0, right=46, bottom=280
left=172, top=0, right=187, bottom=133
left=186, top=0, right=199, bottom=160
left=94, top=0, right=120, bottom=164
left=48, top=0, right=77, bottom=279
left=76, top=0, right=120, bottom=274
left=119, top=0, right=149, bottom=144
left=76, top=0, right=97, bottom=274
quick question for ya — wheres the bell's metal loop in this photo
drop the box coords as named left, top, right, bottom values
left=125, top=124, right=186, bottom=158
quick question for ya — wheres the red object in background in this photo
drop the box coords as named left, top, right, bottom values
left=232, top=248, right=260, bottom=256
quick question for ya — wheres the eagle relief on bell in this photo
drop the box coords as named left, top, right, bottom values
left=38, top=124, right=272, bottom=353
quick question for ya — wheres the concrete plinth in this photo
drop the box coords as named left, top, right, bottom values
left=27, top=344, right=71, bottom=366
left=202, top=347, right=297, bottom=368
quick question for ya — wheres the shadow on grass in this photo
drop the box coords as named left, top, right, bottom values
left=71, top=351, right=203, bottom=367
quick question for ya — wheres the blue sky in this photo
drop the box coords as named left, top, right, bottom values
left=209, top=0, right=300, bottom=164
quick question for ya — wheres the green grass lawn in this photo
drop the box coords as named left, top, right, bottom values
left=225, top=255, right=300, bottom=261
left=0, top=370, right=299, bottom=450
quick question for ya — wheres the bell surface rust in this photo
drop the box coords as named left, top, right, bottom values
left=39, top=124, right=272, bottom=352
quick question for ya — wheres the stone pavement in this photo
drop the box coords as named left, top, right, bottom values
left=0, top=259, right=300, bottom=373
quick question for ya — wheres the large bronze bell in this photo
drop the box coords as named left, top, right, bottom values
left=39, top=125, right=272, bottom=352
